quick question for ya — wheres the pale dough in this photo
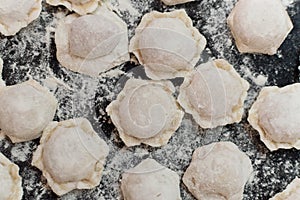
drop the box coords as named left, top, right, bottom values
left=0, top=153, right=23, bottom=200
left=106, top=78, right=184, bottom=147
left=129, top=9, right=206, bottom=80
left=227, top=0, right=293, bottom=55
left=183, top=142, right=253, bottom=200
left=121, top=158, right=181, bottom=200
left=270, top=177, right=300, bottom=200
left=32, top=118, right=109, bottom=196
left=0, top=0, right=42, bottom=36
left=178, top=59, right=249, bottom=129
left=0, top=80, right=58, bottom=143
left=248, top=83, right=300, bottom=151
left=46, top=0, right=99, bottom=15
left=55, top=6, right=129, bottom=77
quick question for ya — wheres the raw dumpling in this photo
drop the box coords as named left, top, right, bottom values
left=55, top=6, right=129, bottom=77
left=129, top=9, right=206, bottom=80
left=0, top=153, right=23, bottom=200
left=0, top=0, right=42, bottom=36
left=270, top=177, right=300, bottom=200
left=46, top=0, right=99, bottom=15
left=121, top=158, right=181, bottom=200
left=248, top=83, right=300, bottom=151
left=0, top=80, right=58, bottom=143
left=183, top=142, right=253, bottom=200
left=178, top=59, right=249, bottom=129
left=161, top=0, right=194, bottom=6
left=227, top=0, right=293, bottom=55
left=32, top=118, right=109, bottom=196
left=106, top=79, right=184, bottom=147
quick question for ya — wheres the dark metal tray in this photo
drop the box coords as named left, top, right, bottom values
left=0, top=0, right=299, bottom=199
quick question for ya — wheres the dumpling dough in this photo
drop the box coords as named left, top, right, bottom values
left=248, top=83, right=300, bottom=151
left=161, top=0, right=194, bottom=6
left=178, top=59, right=249, bottom=129
left=129, top=9, right=206, bottom=80
left=0, top=80, right=58, bottom=143
left=183, top=142, right=253, bottom=200
left=55, top=6, right=129, bottom=77
left=106, top=79, right=184, bottom=147
left=270, top=177, right=300, bottom=200
left=0, top=153, right=23, bottom=200
left=32, top=118, right=109, bottom=196
left=46, top=0, right=99, bottom=15
left=121, top=158, right=181, bottom=200
left=227, top=0, right=293, bottom=55
left=0, top=0, right=42, bottom=36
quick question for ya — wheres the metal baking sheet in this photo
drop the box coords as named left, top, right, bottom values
left=0, top=0, right=299, bottom=199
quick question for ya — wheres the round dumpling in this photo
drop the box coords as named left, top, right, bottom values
left=183, top=142, right=253, bottom=200
left=69, top=15, right=121, bottom=59
left=227, top=0, right=293, bottom=55
left=106, top=78, right=184, bottom=147
left=46, top=0, right=99, bottom=15
left=32, top=118, right=109, bottom=196
left=270, top=177, right=300, bottom=200
left=55, top=6, right=129, bottom=76
left=0, top=153, right=23, bottom=200
left=161, top=0, right=194, bottom=5
left=121, top=158, right=181, bottom=200
left=0, top=80, right=58, bottom=143
left=130, top=9, right=206, bottom=80
left=178, top=59, right=249, bottom=129
left=0, top=0, right=42, bottom=36
left=248, top=83, right=300, bottom=151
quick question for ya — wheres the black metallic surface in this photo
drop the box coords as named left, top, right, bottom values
left=0, top=0, right=299, bottom=199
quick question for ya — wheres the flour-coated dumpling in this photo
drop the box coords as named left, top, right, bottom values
left=0, top=153, right=23, bottom=200
left=0, top=80, right=58, bottom=143
left=161, top=0, right=194, bottom=6
left=178, top=59, right=249, bottom=129
left=46, top=0, right=99, bottom=15
left=106, top=79, right=184, bottom=147
left=55, top=6, right=129, bottom=77
left=121, top=158, right=181, bottom=200
left=0, top=0, right=42, bottom=36
left=227, top=0, right=293, bottom=55
left=183, top=142, right=253, bottom=200
left=130, top=9, right=206, bottom=80
left=248, top=83, right=300, bottom=151
left=32, top=118, right=109, bottom=196
left=270, top=177, right=300, bottom=200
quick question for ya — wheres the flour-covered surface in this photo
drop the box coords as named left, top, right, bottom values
left=0, top=0, right=299, bottom=199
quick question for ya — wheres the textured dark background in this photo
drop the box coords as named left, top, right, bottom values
left=0, top=0, right=300, bottom=199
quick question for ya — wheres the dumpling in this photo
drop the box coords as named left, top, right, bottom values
left=248, top=83, right=300, bottom=151
left=0, top=153, right=23, bottom=200
left=121, top=158, right=181, bottom=200
left=161, top=0, right=194, bottom=6
left=0, top=80, right=58, bottom=143
left=178, top=59, right=249, bottom=129
left=0, top=0, right=42, bottom=36
left=55, top=6, right=129, bottom=77
left=270, top=177, right=300, bottom=200
left=46, top=0, right=99, bottom=15
left=227, top=0, right=293, bottom=55
left=129, top=9, right=206, bottom=80
left=32, top=118, right=109, bottom=196
left=183, top=142, right=253, bottom=200
left=106, top=79, right=184, bottom=147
